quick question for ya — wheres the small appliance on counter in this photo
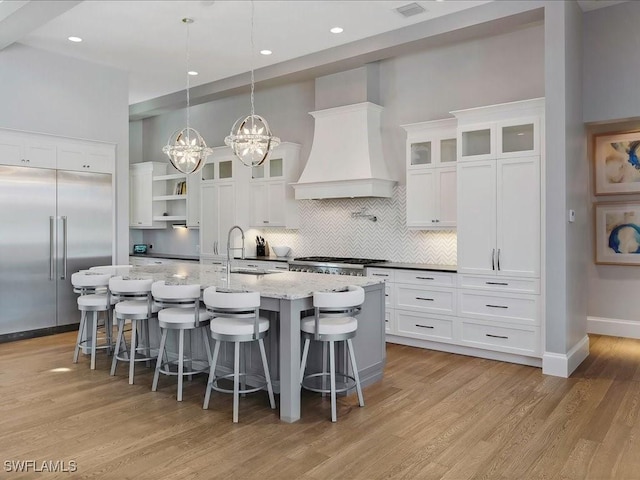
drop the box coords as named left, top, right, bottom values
left=255, top=236, right=269, bottom=257
left=133, top=244, right=149, bottom=254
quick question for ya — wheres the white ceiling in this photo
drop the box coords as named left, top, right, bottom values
left=2, top=0, right=628, bottom=106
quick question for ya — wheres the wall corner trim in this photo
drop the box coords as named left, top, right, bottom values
left=542, top=335, right=589, bottom=378
left=587, top=316, right=640, bottom=340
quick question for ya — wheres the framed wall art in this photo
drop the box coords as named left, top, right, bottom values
left=594, top=201, right=640, bottom=265
left=593, top=130, right=640, bottom=195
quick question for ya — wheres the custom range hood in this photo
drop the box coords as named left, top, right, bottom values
left=292, top=101, right=396, bottom=200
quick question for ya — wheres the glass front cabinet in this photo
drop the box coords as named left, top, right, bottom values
left=402, top=118, right=457, bottom=229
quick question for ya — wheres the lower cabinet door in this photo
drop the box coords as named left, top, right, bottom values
left=460, top=320, right=540, bottom=356
left=396, top=311, right=454, bottom=342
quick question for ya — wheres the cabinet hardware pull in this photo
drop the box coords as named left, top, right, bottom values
left=415, top=324, right=434, bottom=329
left=372, top=273, right=388, bottom=277
left=247, top=264, right=258, bottom=267
left=491, top=248, right=495, bottom=270
left=486, top=304, right=508, bottom=309
left=486, top=333, right=508, bottom=339
left=416, top=297, right=434, bottom=301
left=416, top=276, right=434, bottom=280
left=385, top=294, right=389, bottom=297
left=486, top=282, right=508, bottom=286
left=263, top=220, right=269, bottom=224
left=497, top=248, right=501, bottom=271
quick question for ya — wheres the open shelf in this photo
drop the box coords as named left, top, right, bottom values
left=152, top=215, right=187, bottom=222
left=153, top=194, right=186, bottom=201
left=153, top=173, right=187, bottom=181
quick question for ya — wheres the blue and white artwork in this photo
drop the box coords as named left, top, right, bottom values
left=595, top=132, right=640, bottom=195
left=596, top=203, right=640, bottom=265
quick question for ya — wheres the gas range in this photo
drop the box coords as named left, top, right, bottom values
left=288, top=256, right=387, bottom=276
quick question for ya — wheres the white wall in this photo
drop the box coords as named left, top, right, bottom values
left=0, top=43, right=130, bottom=263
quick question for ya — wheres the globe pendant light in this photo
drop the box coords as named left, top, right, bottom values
left=162, top=17, right=212, bottom=175
left=225, top=1, right=280, bottom=167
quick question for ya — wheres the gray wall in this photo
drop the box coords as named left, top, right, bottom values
left=0, top=43, right=130, bottom=264
left=136, top=23, right=545, bottom=259
left=583, top=1, right=640, bottom=124
left=543, top=0, right=588, bottom=355
left=583, top=2, right=640, bottom=324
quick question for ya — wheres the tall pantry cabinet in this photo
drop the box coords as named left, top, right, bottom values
left=453, top=98, right=544, bottom=358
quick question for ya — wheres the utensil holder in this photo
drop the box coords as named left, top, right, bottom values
left=256, top=245, right=266, bottom=257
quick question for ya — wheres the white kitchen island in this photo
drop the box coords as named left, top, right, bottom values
left=120, top=263, right=386, bottom=422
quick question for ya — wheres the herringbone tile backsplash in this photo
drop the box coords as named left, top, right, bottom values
left=264, top=186, right=457, bottom=264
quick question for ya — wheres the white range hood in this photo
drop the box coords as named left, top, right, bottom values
left=292, top=102, right=396, bottom=200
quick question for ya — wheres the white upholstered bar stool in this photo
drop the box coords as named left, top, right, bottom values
left=151, top=281, right=212, bottom=401
left=300, top=285, right=365, bottom=422
left=71, top=270, right=117, bottom=370
left=109, top=276, right=158, bottom=384
left=202, top=287, right=276, bottom=423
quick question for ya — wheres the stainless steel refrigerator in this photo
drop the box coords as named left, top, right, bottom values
left=0, top=165, right=112, bottom=338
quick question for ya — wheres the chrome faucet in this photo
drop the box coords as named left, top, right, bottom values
left=226, top=225, right=245, bottom=279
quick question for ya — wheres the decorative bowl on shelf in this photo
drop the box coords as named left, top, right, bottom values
left=271, top=245, right=291, bottom=257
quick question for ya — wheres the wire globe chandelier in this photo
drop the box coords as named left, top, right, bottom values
left=225, top=1, right=280, bottom=167
left=162, top=18, right=212, bottom=175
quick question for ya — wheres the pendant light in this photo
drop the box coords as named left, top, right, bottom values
left=225, top=0, right=280, bottom=167
left=162, top=17, right=212, bottom=175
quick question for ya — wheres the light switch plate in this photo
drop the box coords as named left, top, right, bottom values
left=568, top=209, right=576, bottom=223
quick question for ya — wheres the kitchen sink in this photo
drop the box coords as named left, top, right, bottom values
left=230, top=268, right=282, bottom=276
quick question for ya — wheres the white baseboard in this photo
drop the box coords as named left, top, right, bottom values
left=542, top=335, right=589, bottom=378
left=587, top=316, right=640, bottom=339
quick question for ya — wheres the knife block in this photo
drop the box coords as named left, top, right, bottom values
left=256, top=245, right=266, bottom=257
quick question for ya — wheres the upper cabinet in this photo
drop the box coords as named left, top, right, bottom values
left=454, top=100, right=543, bottom=162
left=57, top=141, right=115, bottom=173
left=249, top=142, right=301, bottom=229
left=130, top=162, right=167, bottom=228
left=402, top=119, right=457, bottom=229
left=0, top=130, right=57, bottom=169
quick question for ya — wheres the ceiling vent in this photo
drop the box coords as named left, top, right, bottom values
left=395, top=2, right=426, bottom=18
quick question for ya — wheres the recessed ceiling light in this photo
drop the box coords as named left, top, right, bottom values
left=188, top=71, right=198, bottom=76
left=330, top=27, right=344, bottom=34
left=260, top=49, right=272, bottom=56
left=68, top=36, right=82, bottom=43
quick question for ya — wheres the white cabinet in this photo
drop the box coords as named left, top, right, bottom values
left=57, top=142, right=114, bottom=173
left=200, top=181, right=236, bottom=256
left=129, top=162, right=167, bottom=228
left=457, top=156, right=540, bottom=278
left=453, top=98, right=544, bottom=359
left=402, top=119, right=457, bottom=229
left=0, top=130, right=57, bottom=169
left=249, top=142, right=300, bottom=229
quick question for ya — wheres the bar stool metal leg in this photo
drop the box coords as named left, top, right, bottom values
left=128, top=319, right=138, bottom=385
left=91, top=312, right=99, bottom=370
left=152, top=329, right=168, bottom=392
left=73, top=311, right=86, bottom=364
left=347, top=338, right=364, bottom=407
left=177, top=330, right=185, bottom=401
left=110, top=319, right=125, bottom=376
left=258, top=338, right=276, bottom=409
left=203, top=339, right=220, bottom=409
left=329, top=341, right=337, bottom=422
left=233, top=341, right=240, bottom=423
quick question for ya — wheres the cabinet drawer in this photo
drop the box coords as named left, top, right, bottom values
left=395, top=270, right=455, bottom=287
left=384, top=283, right=394, bottom=308
left=395, top=285, right=455, bottom=316
left=396, top=311, right=453, bottom=341
left=457, top=290, right=539, bottom=326
left=457, top=274, right=539, bottom=294
left=460, top=321, right=540, bottom=356
left=200, top=256, right=226, bottom=267
left=385, top=309, right=394, bottom=334
left=367, top=268, right=395, bottom=282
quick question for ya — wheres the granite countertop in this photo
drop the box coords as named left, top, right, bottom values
left=234, top=256, right=291, bottom=263
left=116, top=262, right=382, bottom=300
left=130, top=253, right=199, bottom=261
left=368, top=262, right=457, bottom=272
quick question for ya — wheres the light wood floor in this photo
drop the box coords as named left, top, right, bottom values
left=1, top=332, right=640, bottom=479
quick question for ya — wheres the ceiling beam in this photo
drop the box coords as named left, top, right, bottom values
left=0, top=0, right=82, bottom=51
